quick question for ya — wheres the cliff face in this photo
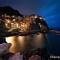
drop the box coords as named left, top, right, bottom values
left=0, top=6, right=24, bottom=37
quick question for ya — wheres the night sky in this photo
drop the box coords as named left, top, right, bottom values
left=0, top=0, right=60, bottom=28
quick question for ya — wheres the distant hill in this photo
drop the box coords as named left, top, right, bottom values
left=51, top=27, right=60, bottom=31
left=0, top=6, right=23, bottom=17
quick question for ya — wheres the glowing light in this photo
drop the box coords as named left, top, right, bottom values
left=13, top=19, right=16, bottom=21
left=35, top=16, right=37, bottom=18
left=12, top=16, right=15, bottom=18
left=5, top=36, right=19, bottom=53
left=39, top=17, right=43, bottom=19
left=16, top=23, right=19, bottom=28
left=5, top=36, right=16, bottom=44
left=6, top=20, right=11, bottom=23
left=5, top=23, right=10, bottom=29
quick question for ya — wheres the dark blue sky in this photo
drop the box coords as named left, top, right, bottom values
left=0, top=0, right=60, bottom=28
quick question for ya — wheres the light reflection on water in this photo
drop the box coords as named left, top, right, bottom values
left=0, top=31, right=60, bottom=55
